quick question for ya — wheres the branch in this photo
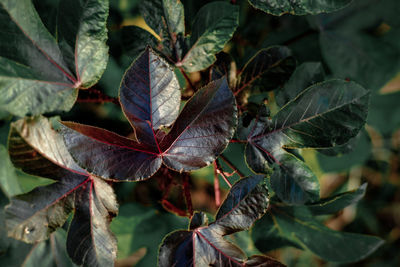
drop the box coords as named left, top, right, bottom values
left=213, top=161, right=221, bottom=207
left=219, top=155, right=245, bottom=178
left=77, top=87, right=119, bottom=105
left=182, top=173, right=193, bottom=216
left=215, top=160, right=232, bottom=188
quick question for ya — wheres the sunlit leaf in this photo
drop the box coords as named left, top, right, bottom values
left=0, top=0, right=109, bottom=116
left=5, top=116, right=117, bottom=266
left=179, top=1, right=239, bottom=72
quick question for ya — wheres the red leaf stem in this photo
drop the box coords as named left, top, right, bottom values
left=219, top=155, right=245, bottom=178
left=213, top=161, right=221, bottom=207
left=182, top=173, right=193, bottom=216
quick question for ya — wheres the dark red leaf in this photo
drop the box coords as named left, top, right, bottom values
left=61, top=49, right=237, bottom=180
left=5, top=116, right=118, bottom=266
left=158, top=176, right=282, bottom=267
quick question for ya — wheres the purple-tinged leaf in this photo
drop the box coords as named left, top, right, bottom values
left=67, top=177, right=118, bottom=267
left=120, top=47, right=181, bottom=148
left=5, top=116, right=118, bottom=266
left=161, top=77, right=237, bottom=172
left=214, top=175, right=268, bottom=235
left=159, top=176, right=281, bottom=267
left=60, top=122, right=162, bottom=181
left=62, top=62, right=237, bottom=179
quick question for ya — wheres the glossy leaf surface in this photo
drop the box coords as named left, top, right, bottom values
left=242, top=79, right=369, bottom=204
left=62, top=49, right=237, bottom=180
left=248, top=0, right=352, bottom=15
left=5, top=116, right=117, bottom=267
left=252, top=204, right=384, bottom=262
left=236, top=46, right=295, bottom=93
left=0, top=0, right=109, bottom=117
left=159, top=176, right=283, bottom=267
left=180, top=1, right=239, bottom=72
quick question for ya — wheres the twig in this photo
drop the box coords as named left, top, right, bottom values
left=162, top=199, right=188, bottom=217
left=219, top=155, right=245, bottom=178
left=182, top=173, right=193, bottom=216
left=213, top=161, right=221, bottom=207
left=215, top=160, right=232, bottom=188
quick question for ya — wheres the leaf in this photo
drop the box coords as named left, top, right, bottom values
left=179, top=1, right=239, bottom=72
left=120, top=48, right=181, bottom=147
left=0, top=0, right=109, bottom=117
left=236, top=46, right=295, bottom=94
left=139, top=0, right=185, bottom=62
left=252, top=205, right=384, bottom=262
left=5, top=116, right=118, bottom=267
left=312, top=0, right=400, bottom=92
left=248, top=0, right=353, bottom=16
left=0, top=145, right=22, bottom=197
left=307, top=183, right=367, bottom=215
left=158, top=176, right=284, bottom=267
left=276, top=62, right=325, bottom=107
left=61, top=49, right=237, bottom=180
left=242, top=80, right=369, bottom=204
left=160, top=77, right=237, bottom=172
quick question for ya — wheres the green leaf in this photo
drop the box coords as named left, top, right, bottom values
left=0, top=0, right=109, bottom=117
left=236, top=46, right=295, bottom=94
left=252, top=205, right=384, bottom=262
left=180, top=1, right=239, bottom=72
left=248, top=0, right=353, bottom=16
left=6, top=116, right=118, bottom=266
left=307, top=183, right=367, bottom=215
left=243, top=79, right=369, bottom=204
left=139, top=0, right=185, bottom=61
left=0, top=145, right=22, bottom=197
left=276, top=62, right=325, bottom=107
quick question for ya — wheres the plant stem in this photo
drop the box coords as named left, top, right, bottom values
left=161, top=199, right=188, bottom=217
left=215, top=160, right=232, bottom=188
left=213, top=161, right=221, bottom=207
left=182, top=173, right=193, bottom=216
left=219, top=155, right=245, bottom=178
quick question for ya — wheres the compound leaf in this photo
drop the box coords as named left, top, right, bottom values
left=62, top=51, right=237, bottom=180
left=180, top=1, right=239, bottom=72
left=159, top=176, right=283, bottom=266
left=243, top=79, right=369, bottom=204
left=5, top=116, right=117, bottom=267
left=248, top=0, right=352, bottom=16
left=0, top=0, right=109, bottom=117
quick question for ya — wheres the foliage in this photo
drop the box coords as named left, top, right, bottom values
left=1, top=0, right=399, bottom=266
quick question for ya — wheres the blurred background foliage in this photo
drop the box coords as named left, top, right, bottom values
left=0, top=0, right=399, bottom=266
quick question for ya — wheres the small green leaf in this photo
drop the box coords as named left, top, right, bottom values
left=180, top=1, right=239, bottom=72
left=0, top=145, right=22, bottom=197
left=248, top=0, right=353, bottom=16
